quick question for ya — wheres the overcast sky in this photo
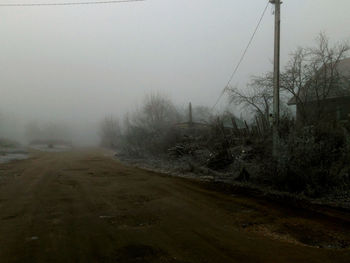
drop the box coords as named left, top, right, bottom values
left=0, top=0, right=349, bottom=142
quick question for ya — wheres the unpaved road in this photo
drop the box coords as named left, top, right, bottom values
left=0, top=149, right=349, bottom=263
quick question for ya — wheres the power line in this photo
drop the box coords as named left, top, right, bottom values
left=211, top=0, right=270, bottom=111
left=0, top=0, right=145, bottom=7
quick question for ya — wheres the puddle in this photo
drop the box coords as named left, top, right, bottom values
left=0, top=148, right=29, bottom=164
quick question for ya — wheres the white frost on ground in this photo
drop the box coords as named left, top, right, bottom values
left=0, top=148, right=29, bottom=164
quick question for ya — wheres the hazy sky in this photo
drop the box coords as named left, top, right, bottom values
left=1, top=0, right=350, bottom=142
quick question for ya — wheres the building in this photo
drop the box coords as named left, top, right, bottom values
left=288, top=58, right=350, bottom=124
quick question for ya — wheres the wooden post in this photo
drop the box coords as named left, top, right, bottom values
left=189, top=102, right=193, bottom=125
left=231, top=117, right=238, bottom=136
left=270, top=0, right=281, bottom=157
left=255, top=116, right=262, bottom=137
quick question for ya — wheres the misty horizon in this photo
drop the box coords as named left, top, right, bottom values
left=1, top=0, right=349, bottom=144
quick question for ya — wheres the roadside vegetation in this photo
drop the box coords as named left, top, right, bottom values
left=99, top=34, right=350, bottom=205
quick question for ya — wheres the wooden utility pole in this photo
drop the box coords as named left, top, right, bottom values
left=270, top=0, right=281, bottom=157
left=189, top=102, right=193, bottom=125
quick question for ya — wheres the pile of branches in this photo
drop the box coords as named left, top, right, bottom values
left=168, top=143, right=197, bottom=158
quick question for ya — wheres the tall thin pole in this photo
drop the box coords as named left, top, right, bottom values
left=189, top=102, right=193, bottom=125
left=271, top=0, right=281, bottom=157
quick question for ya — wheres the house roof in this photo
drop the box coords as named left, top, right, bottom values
left=288, top=58, right=350, bottom=105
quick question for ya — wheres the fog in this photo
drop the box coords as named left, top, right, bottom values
left=0, top=0, right=349, bottom=145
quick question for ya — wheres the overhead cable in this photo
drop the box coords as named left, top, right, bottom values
left=211, top=0, right=270, bottom=111
left=0, top=0, right=145, bottom=7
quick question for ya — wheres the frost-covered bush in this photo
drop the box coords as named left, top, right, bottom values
left=266, top=124, right=350, bottom=196
left=117, top=93, right=183, bottom=157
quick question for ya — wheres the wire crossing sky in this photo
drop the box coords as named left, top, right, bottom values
left=211, top=0, right=270, bottom=110
left=0, top=0, right=145, bottom=7
left=0, top=0, right=349, bottom=143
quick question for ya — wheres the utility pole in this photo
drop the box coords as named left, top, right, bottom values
left=270, top=0, right=281, bottom=157
left=189, top=102, right=193, bottom=125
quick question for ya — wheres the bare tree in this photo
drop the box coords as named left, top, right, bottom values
left=227, top=72, right=274, bottom=122
left=99, top=116, right=121, bottom=148
left=133, top=92, right=181, bottom=132
left=281, top=33, right=350, bottom=123
left=227, top=33, right=350, bottom=125
left=117, top=93, right=184, bottom=156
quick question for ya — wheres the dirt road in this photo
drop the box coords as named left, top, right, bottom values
left=0, top=149, right=349, bottom=263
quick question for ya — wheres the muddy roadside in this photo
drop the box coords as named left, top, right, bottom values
left=114, top=153, right=350, bottom=220
left=1, top=148, right=350, bottom=260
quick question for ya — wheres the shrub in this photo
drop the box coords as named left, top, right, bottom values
left=265, top=124, right=350, bottom=196
left=115, top=93, right=183, bottom=157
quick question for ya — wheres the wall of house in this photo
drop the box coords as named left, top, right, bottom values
left=296, top=96, right=350, bottom=124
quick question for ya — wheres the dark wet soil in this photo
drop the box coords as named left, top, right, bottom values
left=0, top=149, right=349, bottom=263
